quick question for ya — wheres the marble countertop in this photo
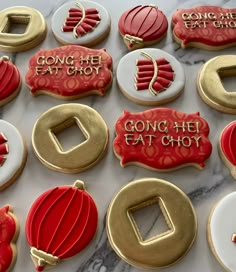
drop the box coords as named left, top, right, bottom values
left=1, top=0, right=236, bottom=271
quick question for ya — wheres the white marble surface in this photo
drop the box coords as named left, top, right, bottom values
left=1, top=0, right=236, bottom=271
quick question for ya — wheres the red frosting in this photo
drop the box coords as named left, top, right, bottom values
left=25, top=183, right=98, bottom=271
left=0, top=205, right=17, bottom=272
left=220, top=121, right=236, bottom=166
left=113, top=108, right=212, bottom=170
left=172, top=6, right=236, bottom=48
left=25, top=45, right=113, bottom=98
left=0, top=133, right=8, bottom=166
left=0, top=58, right=20, bottom=102
left=119, top=5, right=168, bottom=47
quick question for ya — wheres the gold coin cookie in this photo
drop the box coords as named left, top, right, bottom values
left=32, top=104, right=109, bottom=173
left=197, top=55, right=236, bottom=114
left=0, top=6, right=47, bottom=52
left=106, top=178, right=197, bottom=269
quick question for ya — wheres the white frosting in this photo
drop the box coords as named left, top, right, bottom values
left=209, top=192, right=236, bottom=271
left=51, top=0, right=110, bottom=45
left=116, top=48, right=185, bottom=105
left=0, top=120, right=25, bottom=187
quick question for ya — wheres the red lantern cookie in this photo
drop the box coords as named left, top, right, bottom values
left=52, top=0, right=110, bottom=46
left=25, top=180, right=98, bottom=271
left=0, top=56, right=21, bottom=106
left=172, top=6, right=236, bottom=50
left=0, top=205, right=19, bottom=272
left=113, top=108, right=212, bottom=171
left=25, top=45, right=113, bottom=100
left=219, top=121, right=236, bottom=179
left=118, top=5, right=168, bottom=50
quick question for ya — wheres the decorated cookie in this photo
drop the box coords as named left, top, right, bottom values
left=118, top=5, right=168, bottom=50
left=0, top=205, right=19, bottom=272
left=218, top=121, right=236, bottom=179
left=52, top=0, right=110, bottom=46
left=208, top=192, right=236, bottom=271
left=0, top=6, right=46, bottom=52
left=32, top=104, right=109, bottom=173
left=116, top=48, right=185, bottom=106
left=0, top=56, right=21, bottom=106
left=172, top=6, right=236, bottom=50
left=0, top=120, right=27, bottom=191
left=198, top=55, right=236, bottom=114
left=25, top=45, right=113, bottom=100
left=107, top=178, right=197, bottom=269
left=113, top=108, right=212, bottom=171
left=25, top=180, right=98, bottom=271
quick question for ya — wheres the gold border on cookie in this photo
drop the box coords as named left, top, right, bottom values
left=32, top=103, right=109, bottom=173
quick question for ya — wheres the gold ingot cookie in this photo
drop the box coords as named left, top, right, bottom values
left=106, top=178, right=197, bottom=269
left=32, top=104, right=109, bottom=173
left=197, top=55, right=236, bottom=114
left=0, top=6, right=47, bottom=52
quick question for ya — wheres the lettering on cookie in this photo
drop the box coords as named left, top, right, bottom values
left=0, top=133, right=8, bottom=166
left=113, top=108, right=212, bottom=170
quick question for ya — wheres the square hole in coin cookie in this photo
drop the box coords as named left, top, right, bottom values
left=129, top=198, right=173, bottom=242
left=51, top=118, right=87, bottom=152
left=1, top=15, right=30, bottom=34
left=219, top=68, right=236, bottom=93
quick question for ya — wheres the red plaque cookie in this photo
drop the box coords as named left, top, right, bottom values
left=0, top=205, right=19, bottom=272
left=25, top=45, right=113, bottom=100
left=0, top=56, right=21, bottom=106
left=25, top=180, right=98, bottom=271
left=118, top=5, right=168, bottom=50
left=172, top=6, right=236, bottom=50
left=113, top=108, right=212, bottom=171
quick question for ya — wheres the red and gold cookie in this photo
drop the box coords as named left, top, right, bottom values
left=118, top=5, right=168, bottom=50
left=32, top=104, right=109, bottom=173
left=107, top=178, right=197, bottom=269
left=25, top=180, right=98, bottom=271
left=0, top=56, right=21, bottom=106
left=52, top=0, right=110, bottom=46
left=25, top=45, right=113, bottom=100
left=218, top=121, right=236, bottom=179
left=172, top=6, right=236, bottom=50
left=0, top=205, right=19, bottom=272
left=113, top=108, right=212, bottom=171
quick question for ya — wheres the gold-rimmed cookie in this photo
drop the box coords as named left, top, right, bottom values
left=0, top=6, right=47, bottom=52
left=106, top=178, right=197, bottom=270
left=32, top=103, right=109, bottom=173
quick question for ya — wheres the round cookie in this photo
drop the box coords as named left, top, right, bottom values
left=116, top=48, right=185, bottom=106
left=25, top=180, right=98, bottom=271
left=107, top=178, right=197, bottom=269
left=32, top=103, right=109, bottom=173
left=198, top=55, right=236, bottom=114
left=0, top=6, right=47, bottom=52
left=0, top=56, right=21, bottom=106
left=0, top=205, right=19, bottom=272
left=52, top=1, right=110, bottom=46
left=208, top=192, right=236, bottom=271
left=118, top=5, right=168, bottom=50
left=0, top=120, right=27, bottom=191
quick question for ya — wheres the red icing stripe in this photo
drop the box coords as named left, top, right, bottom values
left=221, top=121, right=236, bottom=165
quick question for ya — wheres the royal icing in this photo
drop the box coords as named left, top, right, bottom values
left=113, top=108, right=212, bottom=171
left=0, top=57, right=21, bottom=105
left=197, top=55, right=236, bottom=114
left=0, top=120, right=26, bottom=190
left=0, top=205, right=18, bottom=272
left=172, top=6, right=236, bottom=49
left=25, top=181, right=98, bottom=271
left=117, top=48, right=185, bottom=105
left=208, top=192, right=236, bottom=271
left=52, top=1, right=110, bottom=46
left=118, top=5, right=168, bottom=50
left=25, top=45, right=113, bottom=99
left=219, top=121, right=236, bottom=179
